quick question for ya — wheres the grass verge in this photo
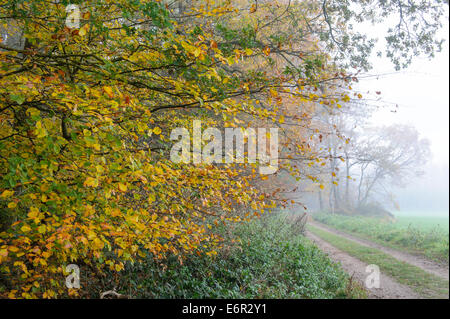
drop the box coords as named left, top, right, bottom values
left=313, top=213, right=449, bottom=264
left=308, top=224, right=449, bottom=299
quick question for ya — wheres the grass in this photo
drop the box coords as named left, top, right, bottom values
left=395, top=216, right=449, bottom=233
left=313, top=213, right=449, bottom=264
left=308, top=225, right=449, bottom=299
left=105, top=214, right=366, bottom=299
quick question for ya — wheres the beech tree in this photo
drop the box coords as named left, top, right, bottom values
left=0, top=0, right=446, bottom=298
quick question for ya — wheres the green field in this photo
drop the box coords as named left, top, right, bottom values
left=312, top=213, right=449, bottom=264
left=393, top=213, right=449, bottom=233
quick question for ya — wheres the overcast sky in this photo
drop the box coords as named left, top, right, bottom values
left=361, top=39, right=449, bottom=166
left=356, top=14, right=449, bottom=214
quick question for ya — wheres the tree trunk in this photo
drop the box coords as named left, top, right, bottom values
left=318, top=189, right=324, bottom=211
left=344, top=150, right=350, bottom=208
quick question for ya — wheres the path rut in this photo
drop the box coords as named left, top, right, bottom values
left=309, top=220, right=449, bottom=280
left=305, top=230, right=422, bottom=299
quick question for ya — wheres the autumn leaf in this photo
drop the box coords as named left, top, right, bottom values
left=0, top=190, right=14, bottom=198
left=92, top=238, right=104, bottom=250
left=153, top=127, right=162, bottom=135
left=118, top=183, right=127, bottom=192
left=103, top=86, right=114, bottom=98
left=7, top=202, right=17, bottom=209
left=84, top=177, right=99, bottom=188
left=78, top=24, right=89, bottom=37
left=20, top=225, right=31, bottom=233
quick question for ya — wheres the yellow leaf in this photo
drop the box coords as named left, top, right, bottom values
left=118, top=183, right=127, bottom=192
left=38, top=225, right=46, bottom=234
left=269, top=88, right=278, bottom=98
left=84, top=177, right=99, bottom=187
left=192, top=47, right=203, bottom=58
left=79, top=24, right=89, bottom=36
left=35, top=121, right=48, bottom=138
left=111, top=208, right=121, bottom=217
left=103, top=86, right=113, bottom=98
left=8, top=246, right=19, bottom=252
left=153, top=127, right=162, bottom=135
left=0, top=190, right=14, bottom=198
left=21, top=225, right=31, bottom=233
left=28, top=208, right=39, bottom=219
left=8, top=202, right=17, bottom=209
left=92, top=238, right=104, bottom=250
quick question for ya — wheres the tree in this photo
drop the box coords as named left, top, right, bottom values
left=0, top=0, right=344, bottom=298
left=354, top=125, right=430, bottom=207
left=313, top=122, right=431, bottom=213
left=0, top=0, right=445, bottom=298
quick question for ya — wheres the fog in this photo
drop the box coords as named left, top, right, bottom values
left=355, top=17, right=449, bottom=217
left=393, top=163, right=449, bottom=215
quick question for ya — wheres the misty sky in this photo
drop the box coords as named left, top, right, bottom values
left=356, top=17, right=449, bottom=214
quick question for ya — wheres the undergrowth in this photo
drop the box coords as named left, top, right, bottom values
left=97, top=213, right=366, bottom=299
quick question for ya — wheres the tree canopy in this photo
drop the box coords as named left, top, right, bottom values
left=0, top=0, right=446, bottom=298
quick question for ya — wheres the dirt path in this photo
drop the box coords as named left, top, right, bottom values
left=305, top=230, right=422, bottom=299
left=309, top=221, right=449, bottom=280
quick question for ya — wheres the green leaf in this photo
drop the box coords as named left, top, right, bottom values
left=10, top=94, right=26, bottom=105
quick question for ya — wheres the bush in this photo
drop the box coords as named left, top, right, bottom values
left=97, top=214, right=365, bottom=299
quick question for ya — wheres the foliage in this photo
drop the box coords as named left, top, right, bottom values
left=0, top=0, right=349, bottom=298
left=104, top=214, right=365, bottom=299
left=0, top=0, right=446, bottom=298
left=320, top=0, right=447, bottom=70
left=313, top=213, right=449, bottom=263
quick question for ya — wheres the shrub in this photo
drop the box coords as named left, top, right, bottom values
left=96, top=214, right=365, bottom=299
